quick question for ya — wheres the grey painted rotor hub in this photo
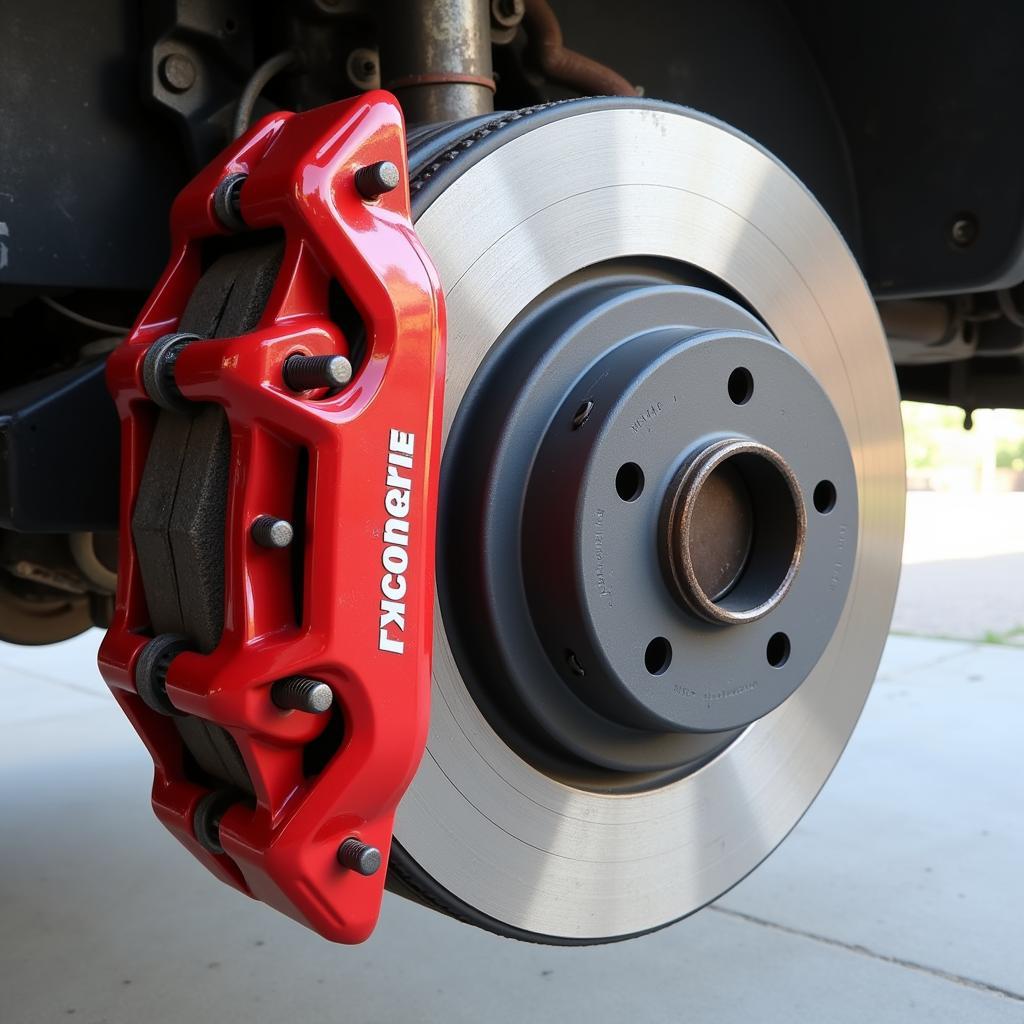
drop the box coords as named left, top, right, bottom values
left=522, top=297, right=855, bottom=736
left=445, top=279, right=857, bottom=751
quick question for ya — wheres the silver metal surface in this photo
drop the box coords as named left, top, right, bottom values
left=399, top=105, right=906, bottom=940
left=382, top=0, right=494, bottom=122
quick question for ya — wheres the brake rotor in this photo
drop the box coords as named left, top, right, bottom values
left=389, top=99, right=905, bottom=942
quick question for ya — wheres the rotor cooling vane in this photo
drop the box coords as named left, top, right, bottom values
left=100, top=95, right=904, bottom=945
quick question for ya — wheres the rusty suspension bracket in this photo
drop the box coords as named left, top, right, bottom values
left=98, top=92, right=446, bottom=943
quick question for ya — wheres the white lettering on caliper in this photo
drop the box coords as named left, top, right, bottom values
left=379, top=429, right=415, bottom=654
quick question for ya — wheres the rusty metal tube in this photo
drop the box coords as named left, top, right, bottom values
left=382, top=0, right=495, bottom=124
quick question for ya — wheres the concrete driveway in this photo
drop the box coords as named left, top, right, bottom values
left=1, top=493, right=1021, bottom=1022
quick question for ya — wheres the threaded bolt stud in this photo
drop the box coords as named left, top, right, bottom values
left=251, top=515, right=293, bottom=548
left=355, top=160, right=400, bottom=200
left=337, top=838, right=382, bottom=876
left=271, top=676, right=333, bottom=714
left=283, top=353, right=352, bottom=392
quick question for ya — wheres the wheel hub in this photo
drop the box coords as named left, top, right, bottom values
left=445, top=277, right=856, bottom=746
left=523, top=310, right=853, bottom=737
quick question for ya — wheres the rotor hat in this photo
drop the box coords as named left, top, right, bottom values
left=521, top=322, right=855, bottom=735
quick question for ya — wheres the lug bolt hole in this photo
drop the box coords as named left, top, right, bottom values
left=813, top=480, right=837, bottom=514
left=644, top=636, right=672, bottom=675
left=728, top=366, right=754, bottom=405
left=615, top=462, right=645, bottom=502
left=767, top=632, right=790, bottom=667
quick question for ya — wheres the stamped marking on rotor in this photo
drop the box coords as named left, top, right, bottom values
left=704, top=679, right=759, bottom=709
left=829, top=522, right=849, bottom=591
left=631, top=401, right=663, bottom=435
left=592, top=508, right=612, bottom=605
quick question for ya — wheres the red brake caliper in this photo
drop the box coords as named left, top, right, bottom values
left=98, top=93, right=445, bottom=942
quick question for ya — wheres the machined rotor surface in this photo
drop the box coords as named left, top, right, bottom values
left=393, top=100, right=905, bottom=942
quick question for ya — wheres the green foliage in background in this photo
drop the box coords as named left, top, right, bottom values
left=902, top=402, right=974, bottom=471
left=996, top=437, right=1024, bottom=471
left=902, top=402, right=1024, bottom=474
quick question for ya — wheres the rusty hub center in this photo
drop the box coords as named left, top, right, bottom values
left=661, top=438, right=807, bottom=626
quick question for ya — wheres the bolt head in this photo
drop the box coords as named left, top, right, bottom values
left=346, top=47, right=380, bottom=90
left=160, top=53, right=197, bottom=93
left=950, top=214, right=978, bottom=247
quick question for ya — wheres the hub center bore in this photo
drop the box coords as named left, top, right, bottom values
left=662, top=438, right=806, bottom=625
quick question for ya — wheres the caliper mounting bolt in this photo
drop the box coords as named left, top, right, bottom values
left=213, top=172, right=248, bottom=231
left=337, top=838, right=382, bottom=876
left=283, top=353, right=353, bottom=392
left=271, top=676, right=334, bottom=714
left=251, top=515, right=294, bottom=549
left=355, top=160, right=400, bottom=200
